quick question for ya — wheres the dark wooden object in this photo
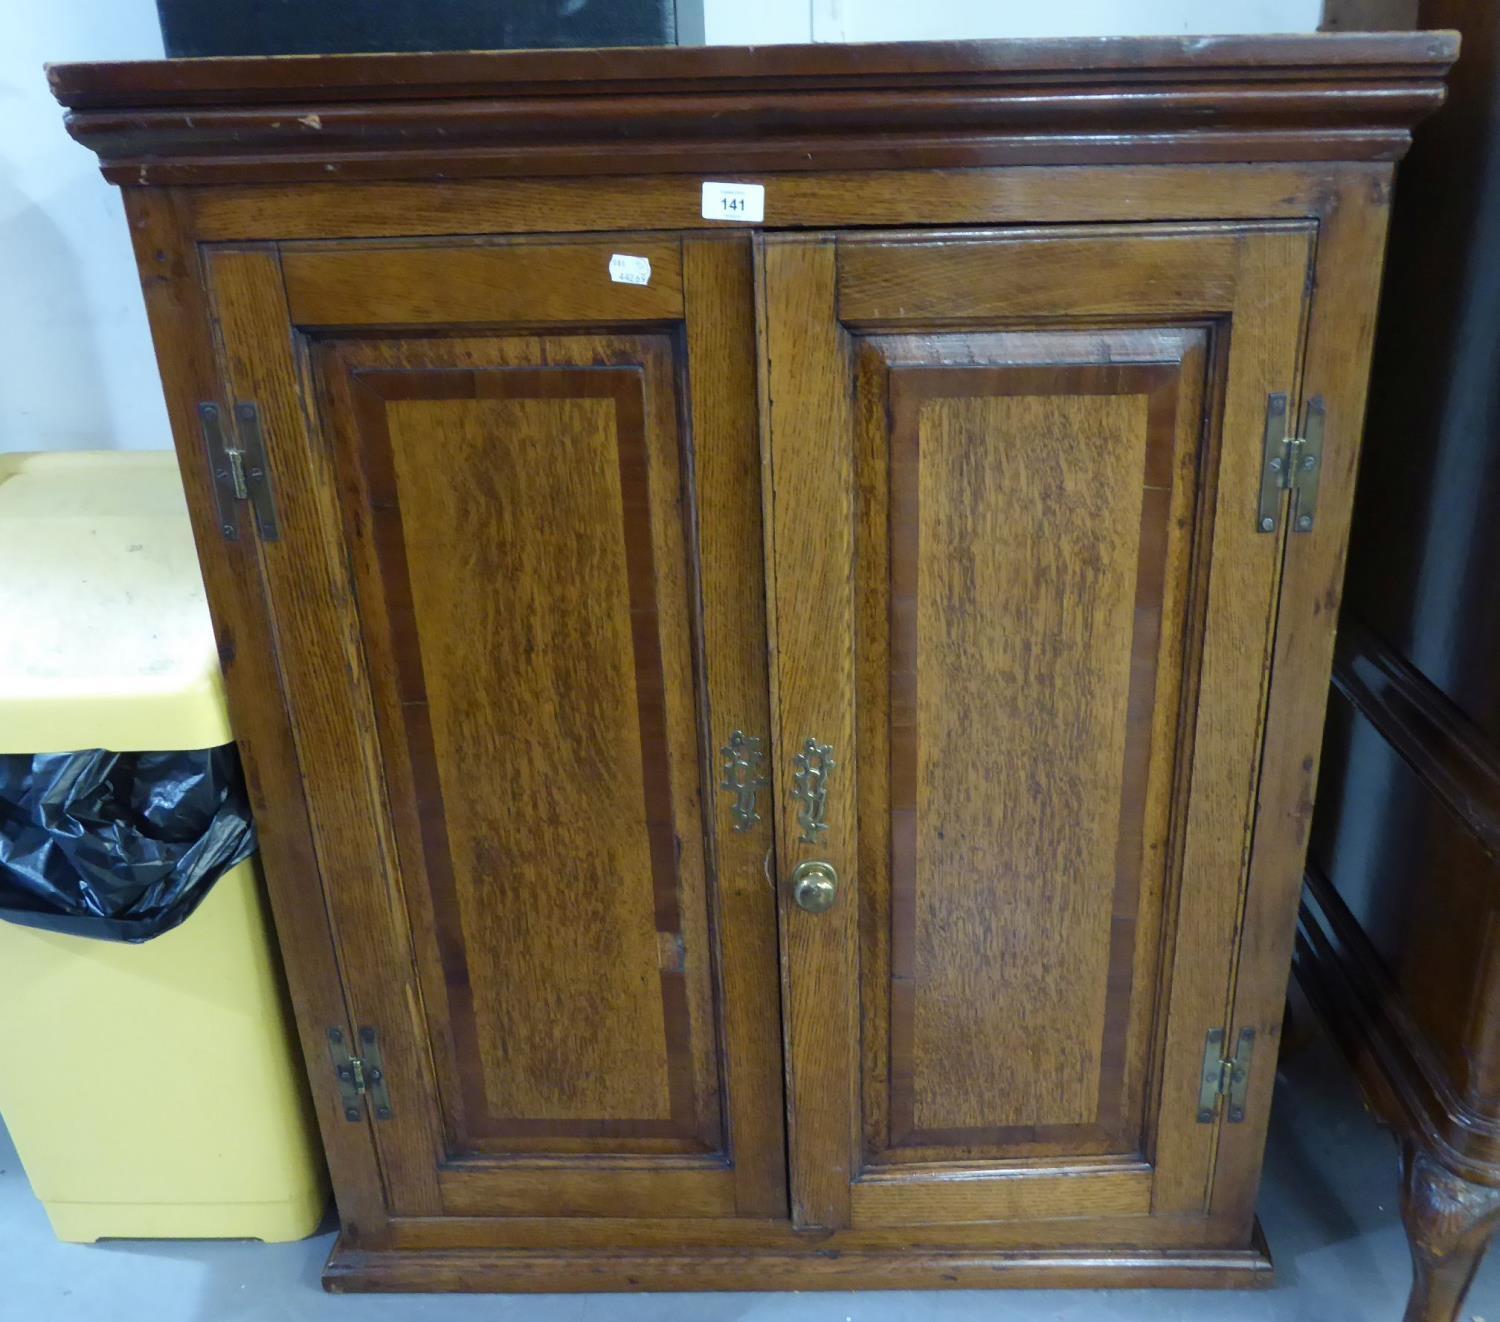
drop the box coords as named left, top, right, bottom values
left=52, top=34, right=1453, bottom=1294
left=1321, top=0, right=1419, bottom=32
left=1296, top=7, right=1500, bottom=1320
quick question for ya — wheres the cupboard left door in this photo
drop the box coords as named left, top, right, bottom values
left=201, top=236, right=785, bottom=1227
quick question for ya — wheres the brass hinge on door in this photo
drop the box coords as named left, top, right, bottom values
left=327, top=1026, right=394, bottom=1123
left=199, top=401, right=279, bottom=542
left=1257, top=393, right=1326, bottom=535
left=1196, top=1028, right=1255, bottom=1124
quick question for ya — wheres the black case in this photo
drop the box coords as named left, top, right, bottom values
left=154, top=0, right=697, bottom=57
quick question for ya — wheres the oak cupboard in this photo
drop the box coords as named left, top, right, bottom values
left=51, top=33, right=1455, bottom=1293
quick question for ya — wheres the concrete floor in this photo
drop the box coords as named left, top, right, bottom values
left=3, top=1026, right=1497, bottom=1322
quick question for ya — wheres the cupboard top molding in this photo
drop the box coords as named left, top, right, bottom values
left=50, top=32, right=1458, bottom=186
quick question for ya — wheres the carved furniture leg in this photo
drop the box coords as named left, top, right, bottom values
left=1400, top=1145, right=1500, bottom=1322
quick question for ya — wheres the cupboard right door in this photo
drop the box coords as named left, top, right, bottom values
left=759, top=224, right=1316, bottom=1234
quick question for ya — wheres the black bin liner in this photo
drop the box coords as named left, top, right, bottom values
left=0, top=746, right=256, bottom=943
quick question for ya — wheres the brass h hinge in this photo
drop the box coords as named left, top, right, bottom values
left=327, top=1026, right=394, bottom=1123
left=199, top=401, right=279, bottom=542
left=1196, top=1027, right=1255, bottom=1124
left=1257, top=393, right=1326, bottom=535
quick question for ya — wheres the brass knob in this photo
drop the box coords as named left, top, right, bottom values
left=791, top=860, right=838, bottom=913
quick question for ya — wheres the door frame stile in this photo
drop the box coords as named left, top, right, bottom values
left=200, top=239, right=447, bottom=1217
left=755, top=233, right=863, bottom=1230
left=683, top=233, right=789, bottom=1218
left=126, top=196, right=392, bottom=1233
left=1210, top=173, right=1398, bottom=1231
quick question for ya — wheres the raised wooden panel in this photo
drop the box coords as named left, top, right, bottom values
left=857, top=334, right=1207, bottom=1168
left=313, top=334, right=722, bottom=1158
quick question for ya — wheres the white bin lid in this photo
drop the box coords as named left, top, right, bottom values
left=0, top=451, right=232, bottom=754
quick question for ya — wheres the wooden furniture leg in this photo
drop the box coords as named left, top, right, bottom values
left=1401, top=1146, right=1500, bottom=1322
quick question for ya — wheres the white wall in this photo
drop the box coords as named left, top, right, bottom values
left=707, top=0, right=1320, bottom=45
left=1, top=6, right=165, bottom=453
left=3, top=1, right=1322, bottom=453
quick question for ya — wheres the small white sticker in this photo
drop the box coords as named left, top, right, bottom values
left=608, top=253, right=652, bottom=286
left=701, top=181, right=765, bottom=224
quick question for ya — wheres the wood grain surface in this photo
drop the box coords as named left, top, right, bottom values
left=49, top=32, right=1455, bottom=106
left=884, top=361, right=1183, bottom=1156
left=283, top=238, right=683, bottom=326
left=839, top=229, right=1241, bottom=322
left=202, top=235, right=791, bottom=1224
left=852, top=326, right=1207, bottom=1219
left=776, top=225, right=1312, bottom=1232
left=1147, top=225, right=1315, bottom=1217
left=758, top=236, right=861, bottom=1231
left=183, top=165, right=1372, bottom=243
left=50, top=34, right=1455, bottom=185
left=323, top=1236, right=1275, bottom=1293
left=330, top=353, right=710, bottom=1147
left=121, top=193, right=392, bottom=1240
left=681, top=237, right=787, bottom=1218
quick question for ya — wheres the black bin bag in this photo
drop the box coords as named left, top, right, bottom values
left=0, top=746, right=256, bottom=943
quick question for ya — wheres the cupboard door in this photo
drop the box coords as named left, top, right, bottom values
left=760, top=225, right=1314, bottom=1230
left=203, top=236, right=784, bottom=1224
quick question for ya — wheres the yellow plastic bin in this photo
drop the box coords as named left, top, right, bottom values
left=0, top=450, right=328, bottom=1243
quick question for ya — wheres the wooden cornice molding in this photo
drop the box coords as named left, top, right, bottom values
left=48, top=32, right=1458, bottom=186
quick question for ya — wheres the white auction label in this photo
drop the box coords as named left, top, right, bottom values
left=608, top=253, right=652, bottom=286
left=701, top=181, right=765, bottom=223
